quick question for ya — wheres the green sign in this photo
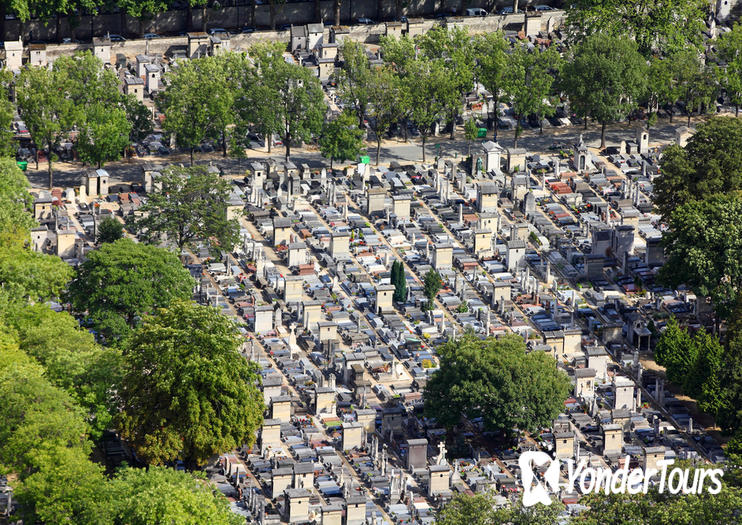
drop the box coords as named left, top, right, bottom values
left=16, top=160, right=27, bottom=171
left=477, top=127, right=487, bottom=138
left=359, top=155, right=370, bottom=164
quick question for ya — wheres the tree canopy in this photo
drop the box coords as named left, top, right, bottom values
left=131, top=164, right=240, bottom=254
left=319, top=109, right=364, bottom=169
left=654, top=116, right=742, bottom=220
left=658, top=193, right=742, bottom=322
left=116, top=300, right=264, bottom=467
left=561, top=34, right=647, bottom=149
left=425, top=334, right=571, bottom=437
left=66, top=238, right=195, bottom=340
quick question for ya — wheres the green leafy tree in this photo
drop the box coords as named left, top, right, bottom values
left=464, top=118, right=478, bottom=157
left=319, top=109, right=364, bottom=169
left=503, top=44, right=561, bottom=148
left=0, top=160, right=72, bottom=302
left=392, top=260, right=407, bottom=303
left=77, top=102, right=131, bottom=168
left=337, top=40, right=372, bottom=127
left=718, top=336, right=742, bottom=436
left=654, top=116, right=742, bottom=220
left=0, top=70, right=16, bottom=157
left=425, top=334, right=571, bottom=438
left=3, top=303, right=121, bottom=439
left=423, top=268, right=443, bottom=311
left=366, top=65, right=401, bottom=165
left=105, top=467, right=243, bottom=525
left=671, top=49, right=719, bottom=126
left=66, top=238, right=195, bottom=340
left=16, top=64, right=75, bottom=188
left=438, top=493, right=564, bottom=525
left=654, top=316, right=695, bottom=386
left=644, top=56, right=677, bottom=126
left=14, top=446, right=107, bottom=525
left=566, top=0, right=707, bottom=57
left=158, top=59, right=212, bottom=165
left=717, top=23, right=742, bottom=117
left=473, top=31, right=509, bottom=138
left=690, top=328, right=724, bottom=415
left=418, top=25, right=475, bottom=139
left=132, top=164, right=240, bottom=254
left=116, top=301, right=264, bottom=468
left=96, top=216, right=125, bottom=244
left=406, top=59, right=450, bottom=162
left=122, top=93, right=154, bottom=143
left=562, top=34, right=648, bottom=149
left=658, top=193, right=742, bottom=323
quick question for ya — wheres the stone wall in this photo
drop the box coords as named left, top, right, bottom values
left=36, top=9, right=566, bottom=62
left=5, top=1, right=560, bottom=41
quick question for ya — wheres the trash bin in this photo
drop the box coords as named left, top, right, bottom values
left=16, top=161, right=27, bottom=171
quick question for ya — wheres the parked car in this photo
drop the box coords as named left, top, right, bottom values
left=534, top=5, right=554, bottom=11
left=498, top=6, right=513, bottom=14
left=208, top=27, right=227, bottom=35
left=143, top=33, right=160, bottom=39
left=465, top=7, right=487, bottom=16
left=357, top=17, right=374, bottom=24
left=108, top=34, right=126, bottom=42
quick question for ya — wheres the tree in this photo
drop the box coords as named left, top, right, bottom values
left=96, top=216, right=125, bottom=244
left=659, top=194, right=742, bottom=323
left=671, top=49, right=719, bottom=126
left=562, top=34, right=647, bottom=149
left=105, top=467, right=243, bottom=525
left=654, top=116, right=742, bottom=220
left=131, top=164, right=240, bottom=254
left=158, top=59, right=213, bottom=165
left=503, top=44, right=561, bottom=148
left=418, top=26, right=475, bottom=139
left=0, top=70, right=16, bottom=157
left=717, top=23, right=742, bottom=117
left=423, top=268, right=443, bottom=311
left=424, top=334, right=571, bottom=438
left=717, top=336, right=742, bottom=436
left=14, top=446, right=107, bottom=525
left=566, top=0, right=707, bottom=57
left=473, top=31, right=509, bottom=137
left=392, top=260, right=407, bottom=303
left=122, top=93, right=154, bottom=143
left=437, top=493, right=564, bottom=525
left=77, top=102, right=131, bottom=168
left=116, top=301, right=264, bottom=468
left=464, top=118, right=478, bottom=157
left=654, top=316, right=695, bottom=386
left=366, top=65, right=401, bottom=165
left=16, top=65, right=75, bottom=189
left=66, top=238, right=195, bottom=340
left=3, top=303, right=121, bottom=439
left=406, top=59, right=450, bottom=162
left=644, top=56, right=677, bottom=126
left=337, top=40, right=372, bottom=127
left=319, top=110, right=364, bottom=169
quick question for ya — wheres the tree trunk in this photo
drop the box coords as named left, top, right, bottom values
left=687, top=113, right=691, bottom=126
left=201, top=5, right=207, bottom=32
left=56, top=13, right=62, bottom=43
left=222, top=130, right=227, bottom=156
left=395, top=0, right=401, bottom=20
left=47, top=149, right=53, bottom=189
left=35, top=149, right=39, bottom=171
left=190, top=147, right=194, bottom=166
left=467, top=140, right=471, bottom=157
left=513, top=118, right=521, bottom=148
left=669, top=108, right=673, bottom=122
left=250, top=0, right=256, bottom=27
left=600, top=121, right=606, bottom=150
left=187, top=4, right=193, bottom=32
left=270, top=1, right=277, bottom=29
left=315, top=0, right=322, bottom=22
left=285, top=134, right=291, bottom=159
left=513, top=0, right=519, bottom=13
left=0, top=3, right=5, bottom=41
left=334, top=0, right=341, bottom=26
left=377, top=0, right=382, bottom=21
left=583, top=117, right=588, bottom=130
left=403, top=119, right=408, bottom=142
left=449, top=110, right=456, bottom=140
left=736, top=104, right=739, bottom=118
left=421, top=134, right=426, bottom=162
left=376, top=138, right=381, bottom=165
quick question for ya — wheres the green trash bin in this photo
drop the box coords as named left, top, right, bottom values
left=477, top=127, right=487, bottom=138
left=16, top=160, right=27, bottom=171
left=359, top=155, right=370, bottom=164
